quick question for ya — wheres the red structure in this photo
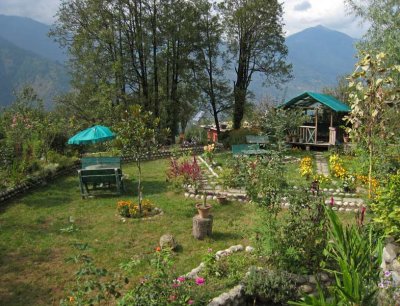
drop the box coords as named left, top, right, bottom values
left=207, top=127, right=219, bottom=143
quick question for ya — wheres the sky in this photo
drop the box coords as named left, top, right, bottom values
left=0, top=0, right=369, bottom=38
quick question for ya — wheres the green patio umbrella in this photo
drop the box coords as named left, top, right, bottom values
left=67, top=125, right=116, bottom=145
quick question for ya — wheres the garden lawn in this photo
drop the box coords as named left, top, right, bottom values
left=0, top=159, right=258, bottom=305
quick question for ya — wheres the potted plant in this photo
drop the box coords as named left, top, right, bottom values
left=195, top=192, right=212, bottom=218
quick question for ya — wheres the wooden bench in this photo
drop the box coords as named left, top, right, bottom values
left=78, top=168, right=124, bottom=198
left=246, top=135, right=269, bottom=145
left=81, top=156, right=121, bottom=170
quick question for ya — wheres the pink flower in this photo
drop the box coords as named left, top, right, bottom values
left=188, top=300, right=194, bottom=305
left=207, top=248, right=213, bottom=253
left=195, top=277, right=205, bottom=286
left=177, top=276, right=185, bottom=283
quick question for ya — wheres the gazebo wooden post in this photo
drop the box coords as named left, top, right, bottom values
left=314, top=108, right=318, bottom=144
left=330, top=111, right=333, bottom=127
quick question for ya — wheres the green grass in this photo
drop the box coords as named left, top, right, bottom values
left=0, top=159, right=259, bottom=305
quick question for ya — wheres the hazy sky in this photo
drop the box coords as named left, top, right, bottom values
left=0, top=0, right=369, bottom=38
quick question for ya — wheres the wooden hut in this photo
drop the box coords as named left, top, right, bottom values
left=280, top=92, right=350, bottom=148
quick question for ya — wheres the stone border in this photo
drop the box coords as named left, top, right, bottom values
left=0, top=146, right=211, bottom=205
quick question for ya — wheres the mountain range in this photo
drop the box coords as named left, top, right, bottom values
left=0, top=14, right=358, bottom=108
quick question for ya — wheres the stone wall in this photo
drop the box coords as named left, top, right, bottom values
left=0, top=146, right=207, bottom=204
left=381, top=240, right=400, bottom=284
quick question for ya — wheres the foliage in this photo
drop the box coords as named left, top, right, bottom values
left=371, top=171, right=400, bottom=240
left=222, top=128, right=259, bottom=147
left=166, top=156, right=202, bottom=192
left=322, top=208, right=382, bottom=305
left=61, top=243, right=125, bottom=306
left=259, top=104, right=306, bottom=151
left=203, top=143, right=215, bottom=163
left=244, top=267, right=298, bottom=304
left=117, top=199, right=156, bottom=219
left=258, top=192, right=328, bottom=274
left=299, top=156, right=313, bottom=179
left=346, top=0, right=400, bottom=87
left=377, top=271, right=400, bottom=306
left=115, top=105, right=167, bottom=212
left=202, top=250, right=254, bottom=287
left=244, top=152, right=288, bottom=212
left=119, top=249, right=197, bottom=306
left=344, top=52, right=400, bottom=197
left=219, top=0, right=291, bottom=128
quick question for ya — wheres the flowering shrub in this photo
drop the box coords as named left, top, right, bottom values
left=203, top=144, right=215, bottom=162
left=117, top=199, right=155, bottom=218
left=329, top=154, right=347, bottom=178
left=167, top=156, right=202, bottom=191
left=120, top=248, right=202, bottom=305
left=312, top=174, right=331, bottom=186
left=377, top=270, right=400, bottom=305
left=357, top=174, right=379, bottom=194
left=299, top=156, right=313, bottom=179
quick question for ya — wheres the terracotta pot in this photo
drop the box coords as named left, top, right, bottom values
left=195, top=203, right=212, bottom=218
left=216, top=196, right=228, bottom=204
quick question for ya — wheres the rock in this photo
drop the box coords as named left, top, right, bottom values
left=184, top=192, right=189, bottom=198
left=332, top=207, right=338, bottom=211
left=318, top=272, right=329, bottom=282
left=391, top=259, right=400, bottom=272
left=159, top=234, right=177, bottom=250
left=228, top=245, right=244, bottom=252
left=245, top=246, right=255, bottom=253
left=299, top=284, right=314, bottom=294
left=308, top=275, right=317, bottom=284
left=392, top=271, right=400, bottom=286
left=383, top=244, right=398, bottom=262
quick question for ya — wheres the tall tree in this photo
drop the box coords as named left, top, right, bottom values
left=219, top=0, right=291, bottom=129
left=192, top=0, right=232, bottom=133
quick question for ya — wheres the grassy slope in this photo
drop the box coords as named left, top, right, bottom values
left=0, top=159, right=258, bottom=305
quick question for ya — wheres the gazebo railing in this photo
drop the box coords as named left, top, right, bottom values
left=299, top=125, right=316, bottom=143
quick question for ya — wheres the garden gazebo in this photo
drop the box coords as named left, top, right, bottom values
left=280, top=91, right=351, bottom=148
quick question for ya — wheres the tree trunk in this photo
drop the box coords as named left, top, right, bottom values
left=152, top=0, right=159, bottom=119
left=137, top=158, right=142, bottom=213
left=233, top=41, right=249, bottom=129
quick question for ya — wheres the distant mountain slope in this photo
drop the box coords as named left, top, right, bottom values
left=284, top=25, right=357, bottom=98
left=0, top=36, right=69, bottom=108
left=0, top=14, right=66, bottom=63
left=250, top=25, right=358, bottom=102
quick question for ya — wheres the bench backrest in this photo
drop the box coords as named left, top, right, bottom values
left=81, top=157, right=121, bottom=169
left=231, top=144, right=259, bottom=155
left=78, top=168, right=122, bottom=184
left=246, top=135, right=269, bottom=144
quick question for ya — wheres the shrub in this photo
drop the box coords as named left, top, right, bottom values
left=222, top=128, right=259, bottom=147
left=166, top=156, right=202, bottom=192
left=256, top=192, right=328, bottom=275
left=371, top=171, right=400, bottom=240
left=244, top=267, right=298, bottom=304
left=299, top=156, right=313, bottom=179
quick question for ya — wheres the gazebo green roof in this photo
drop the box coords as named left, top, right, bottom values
left=280, top=91, right=351, bottom=112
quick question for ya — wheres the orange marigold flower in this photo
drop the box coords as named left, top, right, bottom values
left=155, top=246, right=161, bottom=252
left=69, top=296, right=75, bottom=302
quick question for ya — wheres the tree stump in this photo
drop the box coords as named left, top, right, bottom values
left=192, top=215, right=213, bottom=240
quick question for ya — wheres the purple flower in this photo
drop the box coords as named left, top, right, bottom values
left=384, top=271, right=392, bottom=278
left=195, top=277, right=205, bottom=285
left=188, top=300, right=194, bottom=305
left=379, top=282, right=385, bottom=288
left=208, top=248, right=213, bottom=253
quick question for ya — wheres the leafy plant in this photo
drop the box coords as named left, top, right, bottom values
left=322, top=208, right=382, bottom=305
left=244, top=267, right=298, bottom=304
left=115, top=105, right=168, bottom=213
left=371, top=171, right=400, bottom=240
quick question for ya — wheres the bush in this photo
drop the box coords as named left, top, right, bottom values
left=371, top=171, right=400, bottom=240
left=244, top=267, right=298, bottom=304
left=256, top=192, right=328, bottom=275
left=222, top=128, right=260, bottom=147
